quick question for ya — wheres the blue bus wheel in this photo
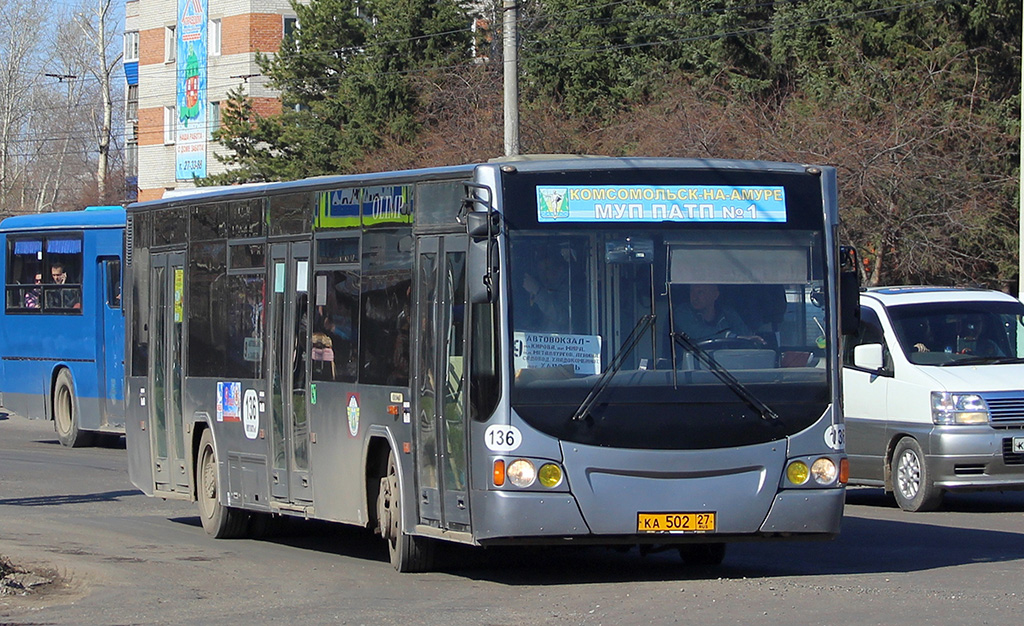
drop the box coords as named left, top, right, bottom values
left=53, top=369, right=94, bottom=448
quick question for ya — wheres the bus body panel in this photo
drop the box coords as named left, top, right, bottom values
left=0, top=209, right=125, bottom=434
left=561, top=440, right=785, bottom=535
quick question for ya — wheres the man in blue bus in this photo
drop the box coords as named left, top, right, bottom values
left=49, top=262, right=81, bottom=310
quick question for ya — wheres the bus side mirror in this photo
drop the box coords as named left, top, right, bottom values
left=466, top=210, right=500, bottom=304
left=839, top=246, right=860, bottom=336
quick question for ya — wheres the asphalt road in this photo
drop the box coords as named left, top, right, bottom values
left=2, top=411, right=1024, bottom=625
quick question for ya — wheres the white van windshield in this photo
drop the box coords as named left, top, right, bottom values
left=888, top=300, right=1024, bottom=366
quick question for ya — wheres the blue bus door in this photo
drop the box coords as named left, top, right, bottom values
left=149, top=252, right=189, bottom=495
left=99, top=257, right=124, bottom=425
left=267, top=242, right=313, bottom=504
left=413, top=235, right=470, bottom=531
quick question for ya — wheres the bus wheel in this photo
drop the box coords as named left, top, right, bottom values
left=53, top=369, right=93, bottom=448
left=678, top=543, right=726, bottom=566
left=377, top=450, right=434, bottom=572
left=892, top=437, right=942, bottom=512
left=197, top=429, right=247, bottom=538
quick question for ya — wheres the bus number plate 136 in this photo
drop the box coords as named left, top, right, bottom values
left=637, top=512, right=716, bottom=533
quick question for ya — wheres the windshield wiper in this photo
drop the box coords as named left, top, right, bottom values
left=938, top=355, right=1024, bottom=366
left=671, top=331, right=780, bottom=421
left=571, top=314, right=655, bottom=422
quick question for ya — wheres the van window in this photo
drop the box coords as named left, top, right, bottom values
left=842, top=306, right=887, bottom=369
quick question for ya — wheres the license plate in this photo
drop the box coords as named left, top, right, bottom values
left=1014, top=437, right=1024, bottom=454
left=637, top=512, right=716, bottom=533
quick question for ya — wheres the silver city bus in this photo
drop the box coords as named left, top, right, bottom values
left=124, top=157, right=859, bottom=571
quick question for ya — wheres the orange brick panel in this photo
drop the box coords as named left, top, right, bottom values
left=222, top=13, right=283, bottom=55
left=139, top=27, right=166, bottom=66
left=137, top=107, right=165, bottom=146
left=137, top=188, right=165, bottom=203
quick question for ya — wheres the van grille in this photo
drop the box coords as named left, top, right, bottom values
left=981, top=392, right=1024, bottom=427
left=1001, top=439, right=1024, bottom=465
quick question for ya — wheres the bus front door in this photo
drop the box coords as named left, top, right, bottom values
left=267, top=242, right=313, bottom=504
left=413, top=236, right=470, bottom=531
left=149, top=252, right=189, bottom=495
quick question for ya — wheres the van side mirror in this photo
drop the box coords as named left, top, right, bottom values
left=839, top=246, right=860, bottom=335
left=853, top=343, right=884, bottom=371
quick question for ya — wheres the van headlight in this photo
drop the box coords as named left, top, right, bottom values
left=932, top=392, right=988, bottom=425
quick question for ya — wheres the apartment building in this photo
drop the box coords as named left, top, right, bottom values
left=124, top=0, right=300, bottom=201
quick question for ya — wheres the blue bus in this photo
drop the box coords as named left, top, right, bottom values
left=0, top=206, right=126, bottom=446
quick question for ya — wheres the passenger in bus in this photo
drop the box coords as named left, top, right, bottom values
left=24, top=273, right=41, bottom=309
left=674, top=283, right=761, bottom=343
left=49, top=262, right=81, bottom=309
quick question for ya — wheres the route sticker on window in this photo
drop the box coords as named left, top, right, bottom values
left=485, top=425, right=522, bottom=452
left=513, top=332, right=601, bottom=375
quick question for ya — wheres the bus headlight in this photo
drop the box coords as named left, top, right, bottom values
left=537, top=463, right=563, bottom=488
left=506, top=459, right=536, bottom=487
left=811, top=457, right=838, bottom=485
left=786, top=461, right=809, bottom=485
left=932, top=392, right=988, bottom=425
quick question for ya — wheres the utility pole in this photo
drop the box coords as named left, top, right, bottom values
left=1019, top=8, right=1023, bottom=301
left=503, top=0, right=519, bottom=157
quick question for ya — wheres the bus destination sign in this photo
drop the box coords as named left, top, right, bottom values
left=537, top=185, right=787, bottom=223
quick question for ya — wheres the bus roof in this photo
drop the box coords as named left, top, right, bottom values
left=0, top=206, right=126, bottom=232
left=126, top=157, right=829, bottom=212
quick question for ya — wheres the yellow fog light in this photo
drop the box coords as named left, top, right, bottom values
left=507, top=459, right=536, bottom=487
left=786, top=461, right=810, bottom=485
left=811, top=457, right=838, bottom=485
left=538, top=463, right=563, bottom=488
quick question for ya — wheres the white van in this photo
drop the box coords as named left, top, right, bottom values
left=843, top=286, right=1024, bottom=511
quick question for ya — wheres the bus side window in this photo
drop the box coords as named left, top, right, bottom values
left=104, top=259, right=122, bottom=308
left=5, top=238, right=42, bottom=312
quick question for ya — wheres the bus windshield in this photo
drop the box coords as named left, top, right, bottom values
left=508, top=228, right=830, bottom=450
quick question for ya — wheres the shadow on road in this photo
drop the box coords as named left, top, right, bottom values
left=0, top=489, right=142, bottom=507
left=164, top=488, right=1024, bottom=585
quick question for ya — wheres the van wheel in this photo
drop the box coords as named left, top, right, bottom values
left=892, top=437, right=942, bottom=512
left=196, top=429, right=248, bottom=538
left=54, top=369, right=93, bottom=447
left=377, top=450, right=434, bottom=572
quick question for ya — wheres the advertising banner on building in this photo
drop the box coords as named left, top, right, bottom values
left=176, top=0, right=207, bottom=180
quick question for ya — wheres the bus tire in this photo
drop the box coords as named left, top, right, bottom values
left=377, top=450, right=434, bottom=572
left=892, top=437, right=942, bottom=512
left=678, top=543, right=727, bottom=566
left=53, top=369, right=94, bottom=448
left=196, top=429, right=247, bottom=538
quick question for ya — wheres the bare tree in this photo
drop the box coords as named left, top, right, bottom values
left=0, top=0, right=48, bottom=213
left=69, top=0, right=122, bottom=201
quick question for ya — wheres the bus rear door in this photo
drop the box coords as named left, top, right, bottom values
left=149, top=252, right=189, bottom=495
left=267, top=242, right=313, bottom=504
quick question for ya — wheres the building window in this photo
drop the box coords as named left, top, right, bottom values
left=284, top=17, right=299, bottom=50
left=164, top=25, right=176, bottom=63
left=164, top=106, right=176, bottom=144
left=209, top=18, right=221, bottom=56
left=126, top=84, right=138, bottom=121
left=124, top=30, right=139, bottom=62
left=209, top=101, right=221, bottom=133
